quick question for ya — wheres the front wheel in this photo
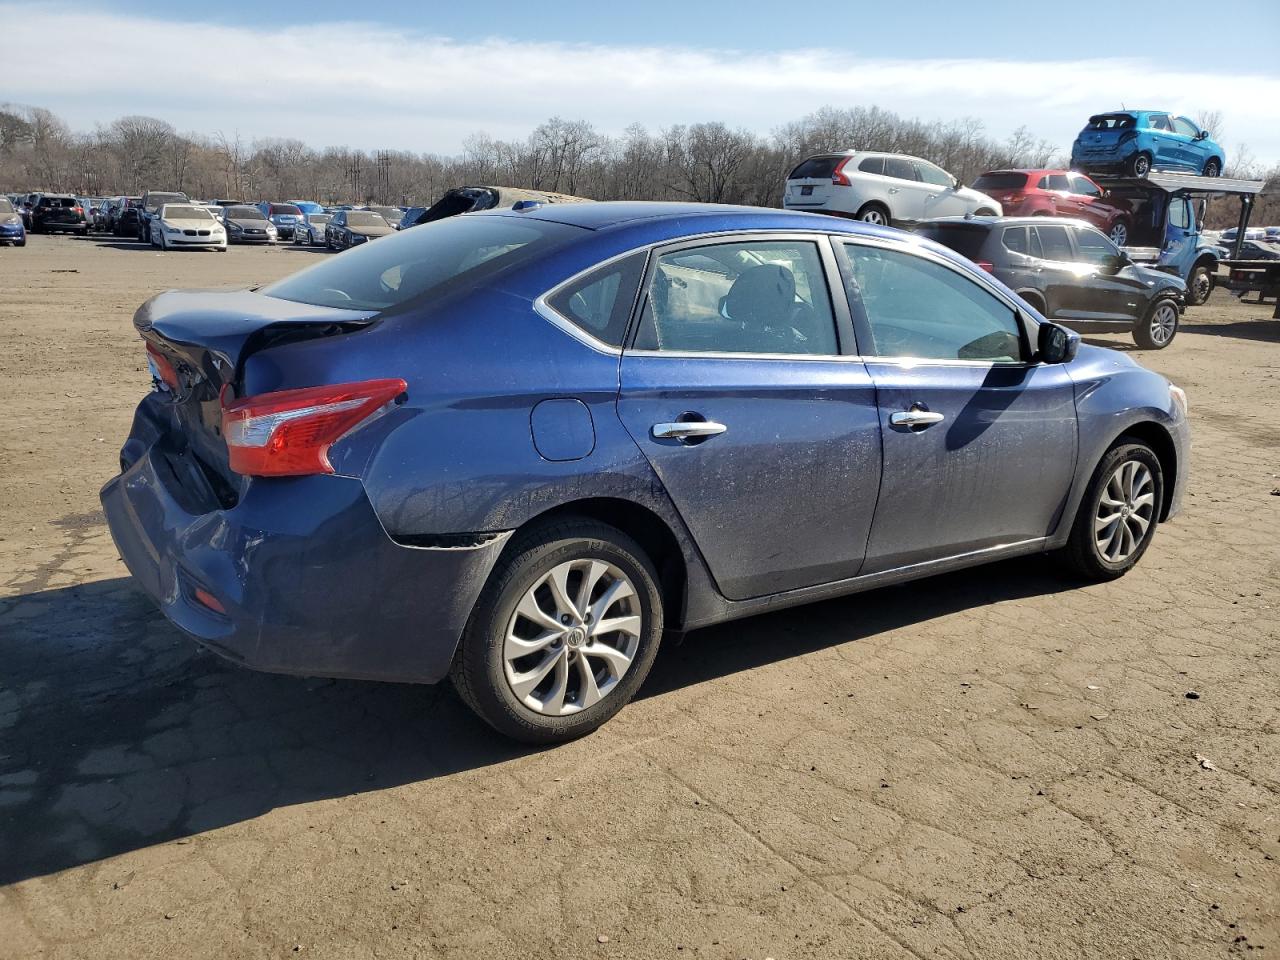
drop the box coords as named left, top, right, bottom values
left=1128, top=152, right=1152, bottom=178
left=1202, top=158, right=1221, bottom=178
left=1134, top=298, right=1179, bottom=349
left=451, top=519, right=664, bottom=743
left=1057, top=442, right=1163, bottom=581
left=1186, top=264, right=1214, bottom=306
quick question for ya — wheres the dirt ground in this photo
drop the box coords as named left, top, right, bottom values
left=0, top=232, right=1277, bottom=960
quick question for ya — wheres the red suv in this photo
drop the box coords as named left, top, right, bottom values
left=972, top=169, right=1133, bottom=246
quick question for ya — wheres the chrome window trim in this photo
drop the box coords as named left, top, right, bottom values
left=532, top=246, right=652, bottom=356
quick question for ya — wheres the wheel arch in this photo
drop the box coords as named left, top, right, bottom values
left=1015, top=289, right=1046, bottom=314
left=1114, top=422, right=1179, bottom=522
left=510, top=497, right=692, bottom=629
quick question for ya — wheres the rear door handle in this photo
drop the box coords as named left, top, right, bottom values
left=652, top=420, right=728, bottom=440
left=889, top=409, right=945, bottom=428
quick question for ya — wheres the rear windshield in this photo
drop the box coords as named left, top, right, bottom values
left=0, top=199, right=12, bottom=213
left=913, top=223, right=990, bottom=262
left=972, top=172, right=1028, bottom=191
left=1086, top=114, right=1135, bottom=130
left=789, top=156, right=843, bottom=180
left=145, top=193, right=186, bottom=210
left=309, top=214, right=332, bottom=225
left=227, top=206, right=266, bottom=219
left=41, top=197, right=77, bottom=207
left=263, top=215, right=581, bottom=311
left=270, top=204, right=302, bottom=215
left=346, top=212, right=386, bottom=227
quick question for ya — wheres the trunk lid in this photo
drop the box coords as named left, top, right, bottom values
left=135, top=289, right=378, bottom=489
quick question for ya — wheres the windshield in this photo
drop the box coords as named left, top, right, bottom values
left=145, top=192, right=186, bottom=211
left=345, top=212, right=387, bottom=228
left=270, top=204, right=302, bottom=216
left=789, top=156, right=843, bottom=180
left=290, top=201, right=323, bottom=214
left=227, top=206, right=266, bottom=220
left=973, top=172, right=1029, bottom=191
left=262, top=215, right=580, bottom=311
left=164, top=205, right=213, bottom=220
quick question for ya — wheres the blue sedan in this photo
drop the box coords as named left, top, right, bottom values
left=1071, top=110, right=1225, bottom=179
left=101, top=203, right=1190, bottom=742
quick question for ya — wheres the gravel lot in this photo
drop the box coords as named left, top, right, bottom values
left=1, top=232, right=1277, bottom=959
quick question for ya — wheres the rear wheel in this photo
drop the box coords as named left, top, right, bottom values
left=1109, top=219, right=1130, bottom=246
left=1202, top=158, right=1221, bottom=178
left=1133, top=297, right=1179, bottom=349
left=1128, top=152, right=1152, bottom=178
left=450, top=519, right=664, bottom=743
left=1186, top=263, right=1214, bottom=306
left=1058, top=442, right=1163, bottom=581
left=855, top=202, right=891, bottom=226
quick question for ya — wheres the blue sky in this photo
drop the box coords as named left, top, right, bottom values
left=7, top=1, right=1279, bottom=163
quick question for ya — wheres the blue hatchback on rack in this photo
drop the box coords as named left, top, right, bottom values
left=101, top=202, right=1190, bottom=742
left=1071, top=111, right=1225, bottom=179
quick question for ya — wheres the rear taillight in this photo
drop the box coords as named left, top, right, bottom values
left=831, top=157, right=853, bottom=186
left=221, top=378, right=406, bottom=477
left=976, top=260, right=996, bottom=273
left=73, top=206, right=83, bottom=214
left=145, top=343, right=180, bottom=391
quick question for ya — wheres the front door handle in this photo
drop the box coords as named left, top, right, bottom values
left=652, top=420, right=728, bottom=441
left=889, top=408, right=945, bottom=429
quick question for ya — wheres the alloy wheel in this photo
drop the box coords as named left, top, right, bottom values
left=860, top=209, right=888, bottom=225
left=1094, top=460, right=1155, bottom=564
left=1149, top=301, right=1178, bottom=345
left=502, top=558, right=642, bottom=716
left=1110, top=222, right=1128, bottom=246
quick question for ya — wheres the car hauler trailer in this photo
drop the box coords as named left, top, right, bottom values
left=1091, top=172, right=1265, bottom=308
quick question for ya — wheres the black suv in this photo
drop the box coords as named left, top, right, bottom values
left=136, top=190, right=189, bottom=242
left=916, top=217, right=1186, bottom=349
left=29, top=194, right=88, bottom=234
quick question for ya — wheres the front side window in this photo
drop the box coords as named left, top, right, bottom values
left=914, top=161, right=953, bottom=187
left=1032, top=224, right=1074, bottom=262
left=1043, top=174, right=1072, bottom=191
left=1173, top=117, right=1200, bottom=137
left=1168, top=199, right=1190, bottom=230
left=1070, top=175, right=1101, bottom=197
left=842, top=243, right=1023, bottom=362
left=634, top=240, right=838, bottom=356
left=546, top=252, right=646, bottom=347
left=1074, top=228, right=1118, bottom=265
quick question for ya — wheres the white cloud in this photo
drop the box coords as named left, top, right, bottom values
left=6, top=2, right=1278, bottom=165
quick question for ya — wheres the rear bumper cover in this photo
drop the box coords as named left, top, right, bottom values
left=100, top=398, right=508, bottom=684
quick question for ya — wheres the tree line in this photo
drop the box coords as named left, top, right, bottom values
left=1, top=102, right=1275, bottom=227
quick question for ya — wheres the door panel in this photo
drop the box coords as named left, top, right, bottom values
left=863, top=361, right=1078, bottom=571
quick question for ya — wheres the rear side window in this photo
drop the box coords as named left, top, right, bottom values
left=545, top=253, right=646, bottom=347
left=789, top=156, right=843, bottom=179
left=972, top=172, right=1028, bottom=191
left=883, top=157, right=918, bottom=181
left=1033, top=225, right=1074, bottom=261
left=1002, top=226, right=1030, bottom=255
left=263, top=215, right=580, bottom=311
left=1039, top=174, right=1071, bottom=191
left=858, top=156, right=886, bottom=175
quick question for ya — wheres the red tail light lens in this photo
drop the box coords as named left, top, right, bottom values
left=976, top=260, right=996, bottom=273
left=831, top=157, right=853, bottom=186
left=221, top=378, right=406, bottom=477
left=145, top=343, right=180, bottom=391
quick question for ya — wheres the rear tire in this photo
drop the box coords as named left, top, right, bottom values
left=855, top=202, right=891, bottom=226
left=1128, top=152, right=1152, bottom=178
left=450, top=519, right=664, bottom=744
left=1133, top=297, right=1179, bottom=349
left=1108, top=219, right=1130, bottom=247
left=1057, top=442, right=1163, bottom=581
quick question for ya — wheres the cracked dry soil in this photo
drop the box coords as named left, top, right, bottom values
left=0, top=234, right=1277, bottom=959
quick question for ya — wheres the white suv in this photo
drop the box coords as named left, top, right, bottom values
left=783, top=151, right=1001, bottom=226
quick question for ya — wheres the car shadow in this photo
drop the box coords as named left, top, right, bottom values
left=0, top=550, right=1078, bottom=886
left=1177, top=319, right=1280, bottom=344
left=280, top=245, right=331, bottom=255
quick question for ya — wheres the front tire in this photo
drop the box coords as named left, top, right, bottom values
left=1128, top=152, right=1152, bottom=178
left=1133, top=297, right=1179, bottom=349
left=451, top=519, right=664, bottom=743
left=1202, top=158, right=1221, bottom=178
left=1058, top=442, right=1163, bottom=581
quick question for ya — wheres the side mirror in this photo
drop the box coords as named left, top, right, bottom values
left=1101, top=252, right=1128, bottom=273
left=1194, top=130, right=1208, bottom=141
left=1038, top=322, right=1078, bottom=364
left=952, top=176, right=961, bottom=190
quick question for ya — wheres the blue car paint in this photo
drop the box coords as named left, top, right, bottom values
left=1071, top=110, right=1225, bottom=177
left=101, top=203, right=1190, bottom=685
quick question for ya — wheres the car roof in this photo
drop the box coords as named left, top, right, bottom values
left=476, top=200, right=873, bottom=232
left=922, top=215, right=1100, bottom=231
